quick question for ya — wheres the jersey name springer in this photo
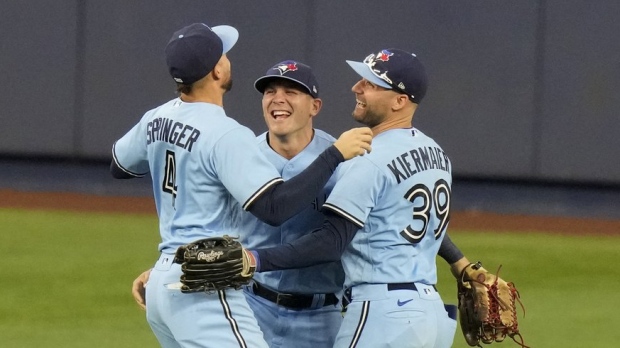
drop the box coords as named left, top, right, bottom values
left=387, top=146, right=451, bottom=184
left=146, top=117, right=201, bottom=152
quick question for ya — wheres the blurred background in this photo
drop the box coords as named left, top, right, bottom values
left=1, top=0, right=618, bottom=217
left=1, top=2, right=619, bottom=347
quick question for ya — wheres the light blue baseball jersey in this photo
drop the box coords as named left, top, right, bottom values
left=323, top=127, right=452, bottom=288
left=240, top=129, right=344, bottom=348
left=241, top=129, right=344, bottom=294
left=112, top=98, right=283, bottom=253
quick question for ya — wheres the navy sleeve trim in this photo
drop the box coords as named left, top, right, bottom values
left=110, top=143, right=148, bottom=178
left=242, top=177, right=284, bottom=211
left=322, top=203, right=364, bottom=228
left=246, top=145, right=344, bottom=226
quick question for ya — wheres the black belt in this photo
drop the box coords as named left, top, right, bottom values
left=252, top=282, right=339, bottom=310
left=387, top=282, right=438, bottom=292
left=342, top=282, right=438, bottom=311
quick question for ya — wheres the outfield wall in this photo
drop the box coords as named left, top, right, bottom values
left=1, top=1, right=619, bottom=185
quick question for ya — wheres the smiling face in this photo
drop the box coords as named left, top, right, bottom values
left=350, top=78, right=398, bottom=128
left=261, top=79, right=321, bottom=138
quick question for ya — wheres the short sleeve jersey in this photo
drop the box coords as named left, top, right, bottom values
left=239, top=129, right=344, bottom=294
left=323, top=128, right=452, bottom=287
left=112, top=98, right=283, bottom=253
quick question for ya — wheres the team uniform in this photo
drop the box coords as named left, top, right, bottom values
left=326, top=128, right=457, bottom=348
left=240, top=129, right=344, bottom=348
left=113, top=23, right=357, bottom=348
left=112, top=99, right=277, bottom=348
left=255, top=128, right=457, bottom=348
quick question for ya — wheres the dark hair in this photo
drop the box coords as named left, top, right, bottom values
left=176, top=83, right=193, bottom=95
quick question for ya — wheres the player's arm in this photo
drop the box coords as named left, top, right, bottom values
left=252, top=209, right=358, bottom=271
left=438, top=233, right=470, bottom=278
left=247, top=145, right=342, bottom=225
left=110, top=160, right=139, bottom=179
left=246, top=128, right=372, bottom=226
left=109, top=122, right=150, bottom=179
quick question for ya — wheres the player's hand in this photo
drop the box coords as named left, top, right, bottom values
left=333, top=127, right=373, bottom=160
left=132, top=268, right=152, bottom=310
left=449, top=257, right=472, bottom=279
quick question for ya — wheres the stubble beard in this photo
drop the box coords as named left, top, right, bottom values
left=223, top=78, right=233, bottom=92
left=353, top=107, right=382, bottom=128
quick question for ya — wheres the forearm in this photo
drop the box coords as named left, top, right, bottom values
left=254, top=211, right=357, bottom=271
left=247, top=146, right=344, bottom=225
left=438, top=233, right=469, bottom=278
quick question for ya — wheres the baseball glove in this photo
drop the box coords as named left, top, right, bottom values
left=173, top=235, right=256, bottom=293
left=457, top=262, right=528, bottom=347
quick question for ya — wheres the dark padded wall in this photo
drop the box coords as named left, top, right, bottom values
left=79, top=0, right=314, bottom=156
left=0, top=0, right=618, bottom=184
left=0, top=2, right=78, bottom=155
left=538, top=1, right=620, bottom=182
left=312, top=1, right=542, bottom=180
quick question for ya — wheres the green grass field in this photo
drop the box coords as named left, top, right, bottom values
left=1, top=208, right=618, bottom=347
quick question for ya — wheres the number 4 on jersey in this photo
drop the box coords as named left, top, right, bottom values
left=163, top=150, right=178, bottom=199
left=401, top=179, right=450, bottom=244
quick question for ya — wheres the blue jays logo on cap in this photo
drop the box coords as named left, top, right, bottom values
left=346, top=48, right=428, bottom=103
left=376, top=50, right=393, bottom=62
left=254, top=60, right=319, bottom=98
left=363, top=50, right=399, bottom=87
left=276, top=62, right=299, bottom=75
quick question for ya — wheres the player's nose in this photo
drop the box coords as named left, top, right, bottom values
left=270, top=89, right=287, bottom=103
left=351, top=80, right=364, bottom=93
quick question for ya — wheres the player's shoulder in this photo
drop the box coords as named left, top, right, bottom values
left=255, top=131, right=268, bottom=144
left=313, top=128, right=337, bottom=143
left=410, top=127, right=441, bottom=147
left=349, top=127, right=442, bottom=166
left=299, top=128, right=335, bottom=156
left=336, top=150, right=381, bottom=177
left=377, top=127, right=446, bottom=154
left=139, top=98, right=179, bottom=121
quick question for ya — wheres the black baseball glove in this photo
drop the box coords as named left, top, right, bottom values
left=173, top=235, right=256, bottom=293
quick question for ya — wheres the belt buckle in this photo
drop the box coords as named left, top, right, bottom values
left=276, top=292, right=295, bottom=306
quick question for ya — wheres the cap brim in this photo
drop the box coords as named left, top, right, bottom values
left=254, top=75, right=313, bottom=96
left=212, top=25, right=238, bottom=54
left=346, top=60, right=391, bottom=89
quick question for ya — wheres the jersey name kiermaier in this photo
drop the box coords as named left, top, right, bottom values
left=323, top=128, right=452, bottom=288
left=240, top=129, right=344, bottom=294
left=112, top=99, right=283, bottom=253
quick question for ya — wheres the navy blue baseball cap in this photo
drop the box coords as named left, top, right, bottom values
left=346, top=48, right=428, bottom=103
left=254, top=60, right=319, bottom=98
left=165, top=23, right=239, bottom=85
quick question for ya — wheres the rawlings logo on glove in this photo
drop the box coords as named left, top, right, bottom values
left=197, top=250, right=224, bottom=262
left=173, top=235, right=255, bottom=293
left=457, top=262, right=528, bottom=348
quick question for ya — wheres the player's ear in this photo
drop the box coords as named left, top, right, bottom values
left=211, top=56, right=227, bottom=80
left=310, top=98, right=322, bottom=117
left=392, top=93, right=409, bottom=111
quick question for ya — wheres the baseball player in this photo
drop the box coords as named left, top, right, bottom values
left=240, top=60, right=344, bottom=347
left=132, top=60, right=344, bottom=347
left=249, top=48, right=459, bottom=347
left=110, top=22, right=371, bottom=348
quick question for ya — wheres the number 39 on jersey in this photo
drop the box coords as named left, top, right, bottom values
left=400, top=178, right=451, bottom=244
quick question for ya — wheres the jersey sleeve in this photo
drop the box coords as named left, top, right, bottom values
left=211, top=127, right=283, bottom=209
left=111, top=121, right=150, bottom=177
left=322, top=158, right=384, bottom=228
